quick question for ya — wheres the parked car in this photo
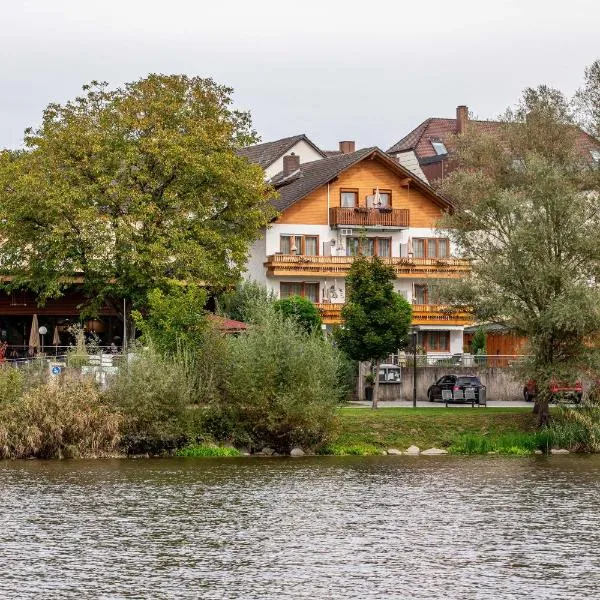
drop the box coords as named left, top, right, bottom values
left=427, top=375, right=486, bottom=403
left=523, top=380, right=583, bottom=404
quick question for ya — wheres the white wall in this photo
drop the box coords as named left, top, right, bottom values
left=264, top=140, right=324, bottom=180
left=243, top=234, right=267, bottom=285
left=394, top=150, right=429, bottom=183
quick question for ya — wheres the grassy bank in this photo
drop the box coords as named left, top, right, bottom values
left=327, top=407, right=542, bottom=455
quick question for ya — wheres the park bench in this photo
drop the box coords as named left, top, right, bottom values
left=442, top=388, right=487, bottom=407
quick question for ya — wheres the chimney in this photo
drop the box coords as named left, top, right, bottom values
left=456, top=105, right=468, bottom=134
left=282, top=152, right=300, bottom=176
left=339, top=140, right=356, bottom=154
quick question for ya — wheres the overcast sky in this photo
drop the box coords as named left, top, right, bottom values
left=2, top=0, right=599, bottom=151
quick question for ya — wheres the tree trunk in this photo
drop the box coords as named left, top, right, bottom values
left=372, top=358, right=381, bottom=409
left=534, top=389, right=551, bottom=427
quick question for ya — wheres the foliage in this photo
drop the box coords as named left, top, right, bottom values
left=0, top=377, right=121, bottom=459
left=335, top=256, right=412, bottom=407
left=471, top=327, right=487, bottom=355
left=273, top=295, right=322, bottom=333
left=133, top=283, right=208, bottom=355
left=0, top=75, right=275, bottom=321
left=176, top=444, right=241, bottom=457
left=575, top=58, right=600, bottom=139
left=103, top=345, right=198, bottom=454
left=205, top=307, right=345, bottom=452
left=318, top=442, right=380, bottom=456
left=217, top=279, right=276, bottom=324
left=545, top=387, right=600, bottom=452
left=0, top=366, right=25, bottom=404
left=438, top=80, right=600, bottom=423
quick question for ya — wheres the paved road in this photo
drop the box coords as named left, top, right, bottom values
left=350, top=399, right=532, bottom=408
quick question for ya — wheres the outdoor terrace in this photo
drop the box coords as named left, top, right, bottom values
left=265, top=255, right=471, bottom=278
left=315, top=303, right=472, bottom=326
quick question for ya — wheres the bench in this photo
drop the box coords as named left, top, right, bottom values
left=443, top=388, right=486, bottom=407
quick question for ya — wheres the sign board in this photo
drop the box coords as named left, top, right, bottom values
left=50, top=365, right=62, bottom=376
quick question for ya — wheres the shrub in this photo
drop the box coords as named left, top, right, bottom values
left=0, top=377, right=121, bottom=459
left=545, top=399, right=600, bottom=452
left=217, top=279, right=275, bottom=324
left=274, top=295, right=322, bottom=333
left=133, top=284, right=208, bottom=355
left=0, top=366, right=25, bottom=404
left=206, top=308, right=345, bottom=452
left=103, top=346, right=198, bottom=454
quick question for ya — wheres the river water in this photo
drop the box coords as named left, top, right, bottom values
left=1, top=455, right=599, bottom=599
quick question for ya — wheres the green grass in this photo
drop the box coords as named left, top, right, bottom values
left=333, top=407, right=539, bottom=455
left=176, top=444, right=241, bottom=457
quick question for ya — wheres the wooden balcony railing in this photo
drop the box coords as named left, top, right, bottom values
left=315, top=302, right=472, bottom=326
left=329, top=207, right=410, bottom=228
left=265, top=255, right=471, bottom=278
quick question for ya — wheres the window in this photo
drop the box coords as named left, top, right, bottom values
left=372, top=189, right=392, bottom=208
left=414, top=284, right=428, bottom=305
left=346, top=237, right=391, bottom=257
left=280, top=235, right=319, bottom=256
left=411, top=238, right=449, bottom=259
left=418, top=331, right=450, bottom=352
left=340, top=189, right=358, bottom=208
left=378, top=238, right=391, bottom=257
left=280, top=282, right=319, bottom=303
left=431, top=139, right=448, bottom=155
left=412, top=238, right=425, bottom=258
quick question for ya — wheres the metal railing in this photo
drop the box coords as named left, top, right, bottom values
left=385, top=353, right=528, bottom=369
left=329, top=206, right=410, bottom=228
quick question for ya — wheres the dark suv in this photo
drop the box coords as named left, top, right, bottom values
left=427, top=375, right=486, bottom=403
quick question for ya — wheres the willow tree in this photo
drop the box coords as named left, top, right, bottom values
left=439, top=84, right=600, bottom=425
left=0, top=75, right=274, bottom=332
left=335, top=256, right=412, bottom=409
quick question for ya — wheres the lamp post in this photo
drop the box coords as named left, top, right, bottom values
left=412, top=327, right=418, bottom=408
left=39, top=325, right=47, bottom=354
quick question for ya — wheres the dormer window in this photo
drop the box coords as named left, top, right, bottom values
left=431, top=139, right=448, bottom=156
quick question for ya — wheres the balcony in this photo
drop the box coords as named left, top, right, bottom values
left=315, top=303, right=473, bottom=326
left=265, top=255, right=471, bottom=278
left=329, top=207, right=409, bottom=228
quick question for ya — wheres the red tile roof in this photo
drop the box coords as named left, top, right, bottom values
left=208, top=315, right=248, bottom=334
left=388, top=117, right=600, bottom=162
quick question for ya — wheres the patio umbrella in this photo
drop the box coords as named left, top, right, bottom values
left=28, top=314, right=40, bottom=355
left=52, top=326, right=61, bottom=351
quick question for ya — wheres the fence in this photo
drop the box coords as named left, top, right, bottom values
left=386, top=353, right=528, bottom=369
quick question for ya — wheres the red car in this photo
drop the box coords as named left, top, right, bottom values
left=523, top=379, right=583, bottom=404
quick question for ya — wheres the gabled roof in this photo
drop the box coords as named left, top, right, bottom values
left=269, top=147, right=453, bottom=213
left=388, top=116, right=600, bottom=162
left=237, top=134, right=327, bottom=169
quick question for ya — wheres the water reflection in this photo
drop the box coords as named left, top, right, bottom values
left=1, top=456, right=599, bottom=599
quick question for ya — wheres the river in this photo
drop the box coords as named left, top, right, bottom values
left=1, top=455, right=599, bottom=599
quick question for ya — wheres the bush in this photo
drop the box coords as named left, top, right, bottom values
left=0, top=366, right=25, bottom=404
left=217, top=279, right=275, bottom=324
left=103, top=346, right=198, bottom=454
left=205, top=308, right=345, bottom=452
left=0, top=377, right=121, bottom=459
left=133, top=284, right=208, bottom=355
left=545, top=400, right=600, bottom=452
left=274, top=295, right=322, bottom=333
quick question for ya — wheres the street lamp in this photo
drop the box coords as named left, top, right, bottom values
left=39, top=325, right=47, bottom=354
left=412, top=327, right=419, bottom=408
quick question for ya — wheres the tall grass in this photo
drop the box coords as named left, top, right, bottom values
left=0, top=377, right=121, bottom=459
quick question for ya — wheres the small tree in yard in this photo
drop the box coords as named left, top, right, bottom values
left=335, top=256, right=412, bottom=408
left=274, top=295, right=322, bottom=333
left=439, top=75, right=600, bottom=425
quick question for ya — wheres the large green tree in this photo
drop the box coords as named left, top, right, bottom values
left=335, top=256, right=412, bottom=408
left=0, top=75, right=275, bottom=332
left=439, top=80, right=600, bottom=425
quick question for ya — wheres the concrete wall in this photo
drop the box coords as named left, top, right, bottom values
left=361, top=367, right=523, bottom=402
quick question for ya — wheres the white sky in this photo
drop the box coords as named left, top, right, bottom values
left=1, top=0, right=599, bottom=151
